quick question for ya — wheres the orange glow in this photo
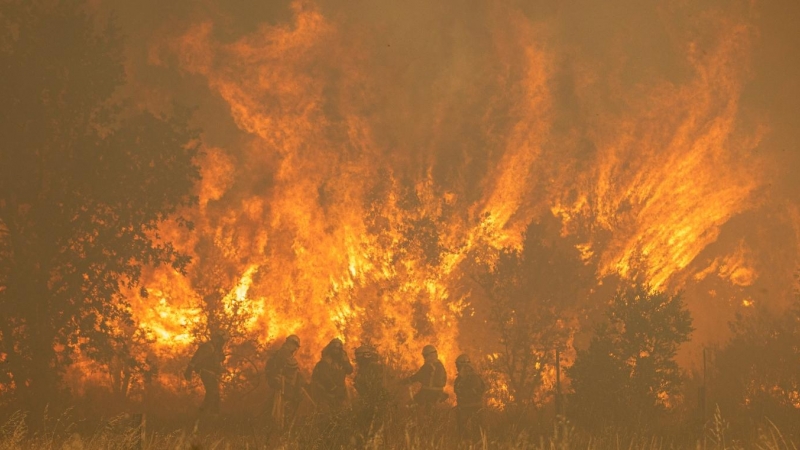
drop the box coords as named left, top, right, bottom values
left=552, top=21, right=763, bottom=290
left=59, top=1, right=772, bottom=409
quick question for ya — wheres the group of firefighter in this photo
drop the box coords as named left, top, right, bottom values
left=184, top=333, right=486, bottom=438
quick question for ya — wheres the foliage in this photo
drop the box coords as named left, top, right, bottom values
left=567, top=283, right=693, bottom=427
left=475, top=215, right=592, bottom=406
left=0, top=0, right=199, bottom=407
left=712, top=298, right=800, bottom=430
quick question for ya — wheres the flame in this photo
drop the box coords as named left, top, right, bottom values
left=156, top=2, right=553, bottom=369
left=694, top=240, right=757, bottom=287
left=58, top=1, right=777, bottom=408
left=553, top=20, right=763, bottom=290
left=133, top=269, right=204, bottom=354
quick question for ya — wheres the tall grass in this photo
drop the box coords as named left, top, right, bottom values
left=0, top=406, right=796, bottom=449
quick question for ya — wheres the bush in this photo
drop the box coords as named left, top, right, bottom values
left=568, top=283, right=693, bottom=428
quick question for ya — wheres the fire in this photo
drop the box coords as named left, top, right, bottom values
left=133, top=269, right=204, bottom=354
left=694, top=240, right=757, bottom=287
left=59, top=0, right=776, bottom=408
left=221, top=265, right=264, bottom=334
left=552, top=19, right=763, bottom=290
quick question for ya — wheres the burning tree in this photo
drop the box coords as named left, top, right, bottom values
left=474, top=215, right=591, bottom=408
left=568, top=283, right=693, bottom=428
left=0, top=0, right=199, bottom=409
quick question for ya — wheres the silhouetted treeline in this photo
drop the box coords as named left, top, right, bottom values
left=0, top=0, right=199, bottom=411
left=569, top=284, right=693, bottom=428
left=710, top=291, right=800, bottom=434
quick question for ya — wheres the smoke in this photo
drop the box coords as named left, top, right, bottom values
left=87, top=0, right=800, bottom=378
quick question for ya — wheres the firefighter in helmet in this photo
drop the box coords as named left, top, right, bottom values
left=354, top=343, right=389, bottom=426
left=311, top=338, right=353, bottom=411
left=265, top=334, right=306, bottom=426
left=453, top=353, right=486, bottom=439
left=354, top=343, right=387, bottom=405
left=403, top=344, right=447, bottom=407
left=184, top=331, right=228, bottom=414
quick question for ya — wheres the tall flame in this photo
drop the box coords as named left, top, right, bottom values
left=553, top=20, right=763, bottom=290
left=74, top=0, right=782, bottom=405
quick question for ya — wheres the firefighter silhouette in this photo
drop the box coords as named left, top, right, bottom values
left=354, top=343, right=389, bottom=428
left=264, top=334, right=306, bottom=428
left=310, top=338, right=353, bottom=411
left=454, top=353, right=486, bottom=439
left=184, top=331, right=227, bottom=414
left=403, top=344, right=447, bottom=408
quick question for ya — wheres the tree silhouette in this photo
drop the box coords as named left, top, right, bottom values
left=568, top=283, right=693, bottom=428
left=712, top=294, right=800, bottom=430
left=474, top=215, right=591, bottom=407
left=0, top=0, right=199, bottom=408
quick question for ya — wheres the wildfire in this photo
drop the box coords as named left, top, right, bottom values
left=552, top=19, right=763, bottom=290
left=66, top=0, right=774, bottom=408
left=133, top=270, right=204, bottom=354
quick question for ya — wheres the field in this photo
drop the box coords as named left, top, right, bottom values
left=1, top=406, right=796, bottom=450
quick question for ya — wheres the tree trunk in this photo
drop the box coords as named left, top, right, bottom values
left=7, top=235, right=63, bottom=415
left=23, top=275, right=61, bottom=416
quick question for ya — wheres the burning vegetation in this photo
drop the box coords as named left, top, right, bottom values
left=1, top=0, right=800, bottom=447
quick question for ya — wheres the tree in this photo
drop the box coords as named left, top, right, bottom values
left=474, top=215, right=591, bottom=407
left=0, top=0, right=199, bottom=409
left=568, top=283, right=693, bottom=427
left=712, top=297, right=800, bottom=430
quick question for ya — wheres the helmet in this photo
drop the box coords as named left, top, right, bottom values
left=456, top=354, right=471, bottom=367
left=328, top=338, right=343, bottom=349
left=323, top=338, right=344, bottom=357
left=355, top=344, right=377, bottom=360
left=211, top=330, right=229, bottom=343
left=422, top=345, right=437, bottom=357
left=285, top=335, right=301, bottom=348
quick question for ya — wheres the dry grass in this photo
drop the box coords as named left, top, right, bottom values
left=0, top=406, right=796, bottom=450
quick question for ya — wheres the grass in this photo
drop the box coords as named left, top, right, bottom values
left=0, top=405, right=796, bottom=449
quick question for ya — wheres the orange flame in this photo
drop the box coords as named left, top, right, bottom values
left=64, top=1, right=775, bottom=408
